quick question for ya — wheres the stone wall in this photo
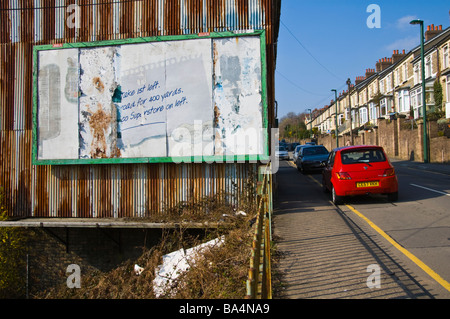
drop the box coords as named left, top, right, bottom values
left=300, top=118, right=450, bottom=164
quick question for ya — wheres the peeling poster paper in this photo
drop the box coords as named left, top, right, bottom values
left=35, top=35, right=265, bottom=162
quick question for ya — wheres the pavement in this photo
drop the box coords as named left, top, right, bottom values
left=272, top=160, right=437, bottom=299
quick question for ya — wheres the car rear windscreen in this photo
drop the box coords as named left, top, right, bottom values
left=303, top=147, right=328, bottom=156
left=341, top=149, right=386, bottom=164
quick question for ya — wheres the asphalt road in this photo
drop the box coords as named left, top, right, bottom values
left=273, top=157, right=450, bottom=299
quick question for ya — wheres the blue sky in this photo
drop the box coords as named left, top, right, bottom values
left=275, top=0, right=450, bottom=119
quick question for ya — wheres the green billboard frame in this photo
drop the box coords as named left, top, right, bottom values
left=32, top=30, right=269, bottom=165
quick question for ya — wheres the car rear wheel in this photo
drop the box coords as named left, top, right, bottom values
left=331, top=185, right=343, bottom=205
left=387, top=191, right=398, bottom=202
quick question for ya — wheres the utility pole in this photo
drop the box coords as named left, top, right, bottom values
left=346, top=78, right=353, bottom=145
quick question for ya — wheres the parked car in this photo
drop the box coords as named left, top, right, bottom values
left=275, top=145, right=289, bottom=160
left=321, top=145, right=398, bottom=204
left=287, top=142, right=299, bottom=151
left=296, top=145, right=329, bottom=173
left=292, top=144, right=308, bottom=163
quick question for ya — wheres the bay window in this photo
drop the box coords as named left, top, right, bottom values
left=397, top=90, right=410, bottom=113
left=359, top=107, right=368, bottom=125
left=411, top=87, right=422, bottom=119
left=380, top=98, right=392, bottom=116
left=446, top=75, right=450, bottom=118
left=368, top=102, right=377, bottom=122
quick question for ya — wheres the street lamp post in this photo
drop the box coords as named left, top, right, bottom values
left=331, top=89, right=339, bottom=148
left=346, top=78, right=353, bottom=145
left=410, top=19, right=429, bottom=163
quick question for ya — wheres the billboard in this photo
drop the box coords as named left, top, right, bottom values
left=32, top=31, right=268, bottom=165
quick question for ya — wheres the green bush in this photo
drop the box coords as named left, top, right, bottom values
left=0, top=187, right=29, bottom=298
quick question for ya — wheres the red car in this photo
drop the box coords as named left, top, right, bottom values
left=322, top=145, right=398, bottom=204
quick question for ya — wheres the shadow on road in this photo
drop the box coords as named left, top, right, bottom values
left=272, top=162, right=434, bottom=299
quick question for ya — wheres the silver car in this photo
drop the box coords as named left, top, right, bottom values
left=275, top=145, right=289, bottom=160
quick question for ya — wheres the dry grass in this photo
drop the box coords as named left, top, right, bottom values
left=36, top=205, right=255, bottom=299
left=36, top=175, right=259, bottom=299
left=169, top=222, right=253, bottom=299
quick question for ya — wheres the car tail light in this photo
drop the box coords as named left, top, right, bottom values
left=383, top=168, right=395, bottom=176
left=336, top=172, right=352, bottom=180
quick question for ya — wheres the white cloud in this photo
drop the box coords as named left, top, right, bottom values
left=396, top=15, right=418, bottom=30
left=385, top=36, right=418, bottom=52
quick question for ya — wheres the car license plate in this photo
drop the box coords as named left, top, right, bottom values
left=356, top=181, right=379, bottom=188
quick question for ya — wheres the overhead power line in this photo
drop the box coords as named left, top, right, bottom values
left=276, top=70, right=329, bottom=97
left=280, top=20, right=345, bottom=82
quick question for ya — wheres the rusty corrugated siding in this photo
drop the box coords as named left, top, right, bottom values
left=0, top=0, right=280, bottom=218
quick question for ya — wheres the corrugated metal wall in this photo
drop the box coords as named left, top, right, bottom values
left=0, top=0, right=280, bottom=218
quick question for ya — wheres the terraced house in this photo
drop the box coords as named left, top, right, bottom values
left=309, top=24, right=450, bottom=138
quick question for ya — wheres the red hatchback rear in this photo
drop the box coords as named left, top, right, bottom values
left=322, top=145, right=398, bottom=204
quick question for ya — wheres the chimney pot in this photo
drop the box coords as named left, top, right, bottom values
left=427, top=25, right=431, bottom=31
left=439, top=25, right=442, bottom=30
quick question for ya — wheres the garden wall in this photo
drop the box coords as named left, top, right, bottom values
left=302, top=118, right=450, bottom=164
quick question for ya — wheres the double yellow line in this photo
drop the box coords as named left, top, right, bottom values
left=304, top=173, right=450, bottom=294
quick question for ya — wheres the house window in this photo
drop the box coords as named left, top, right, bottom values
left=447, top=75, right=450, bottom=103
left=380, top=98, right=392, bottom=116
left=395, top=70, right=400, bottom=87
left=444, top=45, right=449, bottom=69
left=446, top=75, right=450, bottom=118
left=411, top=87, right=423, bottom=118
left=414, top=63, right=420, bottom=84
left=425, top=56, right=432, bottom=78
left=386, top=75, right=391, bottom=92
left=368, top=102, right=377, bottom=122
left=359, top=107, right=368, bottom=125
left=380, top=79, right=385, bottom=94
left=397, top=90, right=410, bottom=113
left=380, top=98, right=387, bottom=116
left=412, top=87, right=422, bottom=107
